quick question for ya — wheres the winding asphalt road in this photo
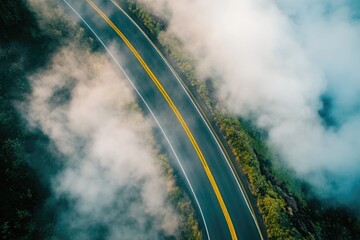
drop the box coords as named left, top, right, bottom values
left=62, top=0, right=263, bottom=239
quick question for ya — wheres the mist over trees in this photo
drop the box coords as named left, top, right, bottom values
left=1, top=0, right=201, bottom=239
left=2, top=0, right=360, bottom=239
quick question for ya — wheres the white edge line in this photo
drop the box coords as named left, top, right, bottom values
left=61, top=1, right=210, bottom=240
left=109, top=0, right=262, bottom=237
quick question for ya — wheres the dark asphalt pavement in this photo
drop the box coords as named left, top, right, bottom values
left=63, top=1, right=262, bottom=239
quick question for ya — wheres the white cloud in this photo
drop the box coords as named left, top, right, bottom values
left=23, top=44, right=179, bottom=239
left=138, top=0, right=360, bottom=203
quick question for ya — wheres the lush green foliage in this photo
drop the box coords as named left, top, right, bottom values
left=0, top=1, right=62, bottom=239
left=215, top=113, right=303, bottom=239
left=126, top=0, right=164, bottom=37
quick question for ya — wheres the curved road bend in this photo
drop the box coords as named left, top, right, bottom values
left=62, top=0, right=263, bottom=239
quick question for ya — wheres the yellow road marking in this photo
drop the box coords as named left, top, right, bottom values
left=107, top=1, right=264, bottom=238
left=165, top=64, right=264, bottom=239
left=85, top=0, right=238, bottom=239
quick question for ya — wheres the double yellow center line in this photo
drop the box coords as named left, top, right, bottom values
left=85, top=0, right=237, bottom=238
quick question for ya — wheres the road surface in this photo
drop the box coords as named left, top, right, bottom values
left=62, top=0, right=263, bottom=239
